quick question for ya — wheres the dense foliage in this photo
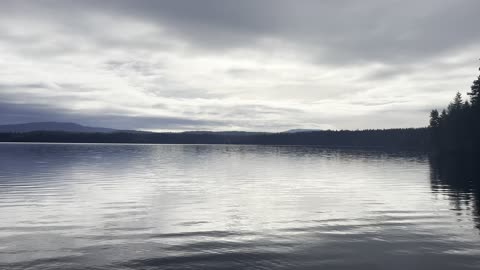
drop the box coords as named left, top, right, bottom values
left=429, top=63, right=480, bottom=153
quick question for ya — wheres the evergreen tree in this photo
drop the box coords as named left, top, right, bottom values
left=447, top=92, right=463, bottom=114
left=468, top=65, right=480, bottom=107
left=440, top=109, right=447, bottom=120
left=429, top=109, right=440, bottom=128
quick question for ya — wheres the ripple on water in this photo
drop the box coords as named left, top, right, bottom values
left=0, top=144, right=480, bottom=270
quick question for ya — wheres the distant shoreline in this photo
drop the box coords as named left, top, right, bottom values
left=0, top=128, right=430, bottom=151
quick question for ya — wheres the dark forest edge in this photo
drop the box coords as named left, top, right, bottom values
left=0, top=61, right=478, bottom=153
left=0, top=128, right=429, bottom=150
left=429, top=61, right=480, bottom=153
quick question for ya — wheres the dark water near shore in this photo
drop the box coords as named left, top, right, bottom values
left=0, top=143, right=479, bottom=270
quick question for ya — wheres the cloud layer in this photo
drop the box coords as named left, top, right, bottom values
left=1, top=0, right=479, bottom=131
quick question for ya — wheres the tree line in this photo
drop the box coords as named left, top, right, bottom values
left=429, top=62, right=480, bottom=153
left=0, top=128, right=429, bottom=150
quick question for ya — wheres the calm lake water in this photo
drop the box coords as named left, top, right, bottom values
left=0, top=143, right=479, bottom=270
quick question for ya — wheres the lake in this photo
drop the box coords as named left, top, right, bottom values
left=0, top=143, right=479, bottom=269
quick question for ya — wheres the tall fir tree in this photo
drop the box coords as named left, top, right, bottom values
left=468, top=63, right=480, bottom=107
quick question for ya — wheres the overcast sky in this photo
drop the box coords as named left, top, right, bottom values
left=0, top=0, right=479, bottom=131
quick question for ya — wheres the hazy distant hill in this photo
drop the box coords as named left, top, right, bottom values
left=283, top=129, right=323, bottom=133
left=0, top=122, right=117, bottom=133
left=182, top=131, right=268, bottom=136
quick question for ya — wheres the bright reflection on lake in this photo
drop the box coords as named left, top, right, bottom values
left=0, top=143, right=479, bottom=269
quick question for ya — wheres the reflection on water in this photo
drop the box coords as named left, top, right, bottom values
left=429, top=155, right=480, bottom=231
left=0, top=143, right=479, bottom=270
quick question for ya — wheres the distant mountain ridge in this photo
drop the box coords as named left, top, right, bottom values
left=0, top=122, right=324, bottom=134
left=0, top=122, right=117, bottom=133
left=181, top=131, right=269, bottom=136
left=283, top=129, right=323, bottom=133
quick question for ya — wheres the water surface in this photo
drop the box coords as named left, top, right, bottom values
left=0, top=143, right=479, bottom=269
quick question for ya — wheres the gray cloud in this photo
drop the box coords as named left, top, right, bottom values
left=3, top=1, right=479, bottom=64
left=0, top=0, right=478, bottom=131
left=0, top=83, right=50, bottom=90
left=59, top=1, right=480, bottom=64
